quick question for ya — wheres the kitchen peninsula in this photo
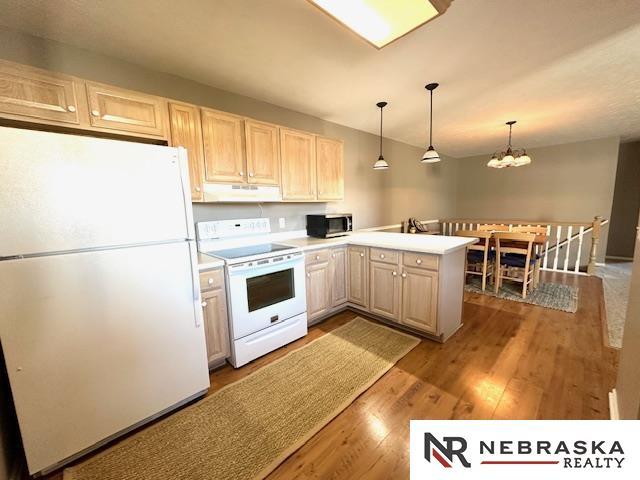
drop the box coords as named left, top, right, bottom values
left=200, top=231, right=477, bottom=344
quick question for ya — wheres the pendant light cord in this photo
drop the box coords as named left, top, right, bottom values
left=379, top=105, right=383, bottom=156
left=429, top=89, right=433, bottom=146
left=508, top=123, right=513, bottom=148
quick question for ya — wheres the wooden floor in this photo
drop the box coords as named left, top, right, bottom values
left=44, top=272, right=618, bottom=480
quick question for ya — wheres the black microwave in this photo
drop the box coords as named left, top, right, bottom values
left=306, top=214, right=353, bottom=238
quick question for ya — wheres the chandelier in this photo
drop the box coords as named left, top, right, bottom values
left=487, top=121, right=532, bottom=168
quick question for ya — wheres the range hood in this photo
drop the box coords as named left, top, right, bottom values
left=202, top=183, right=281, bottom=202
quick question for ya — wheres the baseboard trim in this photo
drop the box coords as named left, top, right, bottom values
left=609, top=389, right=620, bottom=420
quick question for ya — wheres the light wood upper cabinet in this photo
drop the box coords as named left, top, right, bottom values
left=370, top=261, right=401, bottom=321
left=316, top=136, right=344, bottom=201
left=245, top=120, right=280, bottom=185
left=168, top=102, right=205, bottom=201
left=347, top=246, right=369, bottom=308
left=330, top=248, right=348, bottom=307
left=85, top=82, right=167, bottom=137
left=400, top=266, right=438, bottom=334
left=201, top=108, right=246, bottom=183
left=306, top=260, right=331, bottom=323
left=280, top=128, right=316, bottom=201
left=0, top=60, right=83, bottom=125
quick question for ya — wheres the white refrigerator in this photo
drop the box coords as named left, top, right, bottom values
left=0, top=127, right=210, bottom=475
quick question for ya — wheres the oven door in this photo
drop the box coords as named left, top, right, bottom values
left=325, top=215, right=352, bottom=237
left=226, top=255, right=306, bottom=339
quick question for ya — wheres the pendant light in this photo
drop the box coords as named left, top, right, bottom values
left=487, top=120, right=532, bottom=168
left=421, top=82, right=441, bottom=163
left=373, top=101, right=389, bottom=170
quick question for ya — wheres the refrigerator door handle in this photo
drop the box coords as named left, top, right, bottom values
left=187, top=240, right=202, bottom=328
left=176, top=147, right=196, bottom=241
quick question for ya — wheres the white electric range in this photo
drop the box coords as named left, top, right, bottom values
left=197, top=219, right=307, bottom=367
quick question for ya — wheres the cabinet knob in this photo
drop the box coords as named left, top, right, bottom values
left=416, top=259, right=423, bottom=265
left=380, top=254, right=385, bottom=259
left=401, top=273, right=407, bottom=278
left=67, top=105, right=76, bottom=112
left=208, top=278, right=214, bottom=285
left=249, top=172, right=254, bottom=177
left=315, top=255, right=320, bottom=260
left=201, top=301, right=207, bottom=307
left=91, top=109, right=100, bottom=117
left=392, top=271, right=397, bottom=276
left=332, top=253, right=335, bottom=258
left=306, top=273, right=311, bottom=278
left=239, top=171, right=244, bottom=176
left=195, top=186, right=201, bottom=192
left=360, top=253, right=364, bottom=257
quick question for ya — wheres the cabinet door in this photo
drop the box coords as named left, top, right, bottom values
left=245, top=119, right=280, bottom=185
left=370, top=261, right=401, bottom=321
left=169, top=102, right=205, bottom=201
left=316, top=136, right=344, bottom=201
left=347, top=246, right=369, bottom=308
left=400, top=267, right=438, bottom=334
left=201, top=286, right=230, bottom=367
left=201, top=108, right=246, bottom=183
left=0, top=60, right=81, bottom=125
left=86, top=82, right=167, bottom=137
left=280, top=128, right=316, bottom=200
left=306, top=261, right=331, bottom=323
left=330, top=248, right=348, bottom=307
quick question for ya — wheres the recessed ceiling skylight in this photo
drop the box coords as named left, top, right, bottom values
left=309, top=0, right=451, bottom=49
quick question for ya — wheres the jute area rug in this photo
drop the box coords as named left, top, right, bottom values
left=464, top=277, right=578, bottom=313
left=64, top=317, right=419, bottom=480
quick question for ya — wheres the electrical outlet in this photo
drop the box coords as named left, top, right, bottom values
left=279, top=217, right=286, bottom=229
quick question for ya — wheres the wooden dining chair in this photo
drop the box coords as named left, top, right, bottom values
left=493, top=232, right=536, bottom=298
left=478, top=224, right=510, bottom=232
left=456, top=230, right=494, bottom=291
left=511, top=225, right=548, bottom=287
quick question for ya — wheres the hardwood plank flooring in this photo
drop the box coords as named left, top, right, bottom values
left=43, top=272, right=617, bottom=480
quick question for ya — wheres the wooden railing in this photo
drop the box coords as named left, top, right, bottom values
left=435, top=216, right=608, bottom=276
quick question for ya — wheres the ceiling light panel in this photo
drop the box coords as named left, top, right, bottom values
left=309, top=0, right=442, bottom=48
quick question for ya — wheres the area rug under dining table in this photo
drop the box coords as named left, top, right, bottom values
left=64, top=317, right=420, bottom=480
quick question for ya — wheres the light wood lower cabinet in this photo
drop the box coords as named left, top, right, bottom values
left=369, top=261, right=401, bottom=321
left=0, top=59, right=83, bottom=126
left=399, top=266, right=438, bottom=334
left=199, top=269, right=230, bottom=368
left=347, top=246, right=369, bottom=308
left=305, top=260, right=331, bottom=322
left=86, top=82, right=168, bottom=137
left=330, top=248, right=348, bottom=306
left=168, top=102, right=205, bottom=201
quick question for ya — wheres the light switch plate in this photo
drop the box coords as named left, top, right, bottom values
left=279, top=217, right=286, bottom=229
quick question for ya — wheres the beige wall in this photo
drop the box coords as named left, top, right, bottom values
left=616, top=211, right=640, bottom=419
left=380, top=150, right=459, bottom=226
left=607, top=141, right=640, bottom=258
left=455, top=137, right=620, bottom=261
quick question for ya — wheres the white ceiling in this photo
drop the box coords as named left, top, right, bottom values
left=1, top=0, right=640, bottom=157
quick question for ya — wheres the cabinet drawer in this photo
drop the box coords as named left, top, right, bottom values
left=369, top=248, right=400, bottom=265
left=199, top=268, right=224, bottom=291
left=403, top=251, right=438, bottom=270
left=306, top=249, right=330, bottom=265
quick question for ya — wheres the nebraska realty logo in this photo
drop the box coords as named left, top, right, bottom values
left=410, top=421, right=638, bottom=479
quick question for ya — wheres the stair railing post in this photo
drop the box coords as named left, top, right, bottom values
left=587, top=215, right=602, bottom=275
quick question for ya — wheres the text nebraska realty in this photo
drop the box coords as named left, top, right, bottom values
left=481, top=439, right=625, bottom=468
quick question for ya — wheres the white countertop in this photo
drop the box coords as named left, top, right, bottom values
left=282, top=232, right=477, bottom=255
left=197, top=252, right=225, bottom=271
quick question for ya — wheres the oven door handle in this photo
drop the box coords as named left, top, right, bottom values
left=227, top=257, right=303, bottom=276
